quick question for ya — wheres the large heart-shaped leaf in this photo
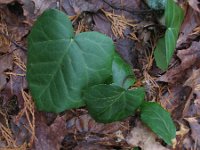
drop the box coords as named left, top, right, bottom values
left=83, top=84, right=145, bottom=123
left=140, top=102, right=176, bottom=145
left=154, top=0, right=184, bottom=70
left=27, top=9, right=115, bottom=113
left=112, top=53, right=135, bottom=89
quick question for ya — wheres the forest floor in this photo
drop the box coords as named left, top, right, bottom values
left=0, top=0, right=200, bottom=150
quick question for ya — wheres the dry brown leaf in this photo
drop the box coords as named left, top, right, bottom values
left=62, top=114, right=129, bottom=149
left=0, top=3, right=29, bottom=45
left=0, top=54, right=12, bottom=91
left=0, top=51, right=27, bottom=109
left=73, top=143, right=108, bottom=150
left=185, top=117, right=200, bottom=147
left=22, top=0, right=56, bottom=24
left=66, top=114, right=128, bottom=134
left=187, top=99, right=200, bottom=117
left=30, top=0, right=56, bottom=15
left=184, top=69, right=200, bottom=89
left=126, top=121, right=169, bottom=150
left=188, top=0, right=200, bottom=13
left=181, top=69, right=200, bottom=117
left=68, top=0, right=103, bottom=14
left=0, top=91, right=34, bottom=149
left=159, top=42, right=200, bottom=84
left=159, top=85, right=191, bottom=116
left=177, top=6, right=200, bottom=49
left=0, top=0, right=14, bottom=4
left=32, top=113, right=67, bottom=150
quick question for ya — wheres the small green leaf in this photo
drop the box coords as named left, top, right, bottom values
left=165, top=0, right=184, bottom=29
left=27, top=9, right=115, bottom=113
left=84, top=84, right=145, bottom=123
left=153, top=36, right=167, bottom=70
left=154, top=28, right=177, bottom=70
left=154, top=0, right=184, bottom=70
left=112, top=53, right=135, bottom=89
left=140, top=102, right=176, bottom=145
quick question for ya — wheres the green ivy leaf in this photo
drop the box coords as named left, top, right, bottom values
left=140, top=102, right=176, bottom=145
left=27, top=9, right=115, bottom=113
left=112, top=53, right=135, bottom=89
left=83, top=84, right=145, bottom=123
left=154, top=0, right=184, bottom=70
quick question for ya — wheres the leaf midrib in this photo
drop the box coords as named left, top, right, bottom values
left=36, top=38, right=74, bottom=100
left=97, top=91, right=125, bottom=116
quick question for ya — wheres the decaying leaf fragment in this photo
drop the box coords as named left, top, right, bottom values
left=159, top=42, right=200, bottom=84
left=126, top=121, right=169, bottom=150
left=188, top=0, right=200, bottom=13
left=182, top=69, right=200, bottom=117
left=33, top=114, right=67, bottom=150
left=0, top=0, right=14, bottom=4
left=185, top=117, right=200, bottom=147
left=0, top=54, right=12, bottom=91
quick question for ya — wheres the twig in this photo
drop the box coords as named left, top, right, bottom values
left=0, top=31, right=27, bottom=52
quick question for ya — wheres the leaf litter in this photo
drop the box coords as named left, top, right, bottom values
left=0, top=0, right=200, bottom=149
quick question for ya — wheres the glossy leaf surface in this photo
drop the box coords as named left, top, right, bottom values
left=27, top=9, right=115, bottom=112
left=84, top=84, right=145, bottom=123
left=140, top=102, right=176, bottom=145
left=154, top=0, right=184, bottom=70
left=112, top=53, right=135, bottom=89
